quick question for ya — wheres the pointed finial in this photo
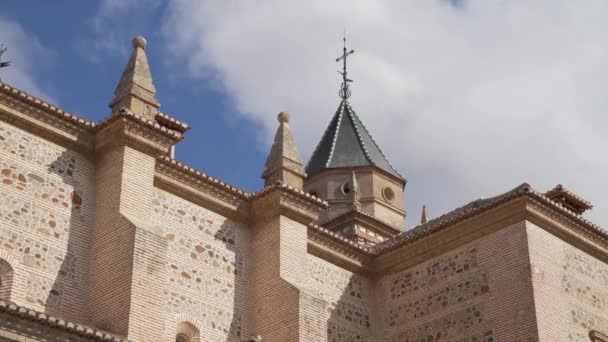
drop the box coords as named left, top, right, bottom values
left=350, top=171, right=361, bottom=210
left=421, top=205, right=429, bottom=224
left=261, top=112, right=305, bottom=189
left=278, top=111, right=290, bottom=124
left=109, top=36, right=159, bottom=119
left=132, top=36, right=147, bottom=49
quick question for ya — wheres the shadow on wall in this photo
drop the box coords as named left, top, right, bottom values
left=326, top=275, right=370, bottom=341
left=0, top=258, right=13, bottom=300
left=214, top=221, right=245, bottom=342
left=45, top=146, right=91, bottom=323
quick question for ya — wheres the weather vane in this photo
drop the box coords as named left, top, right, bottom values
left=0, top=44, right=10, bottom=81
left=336, top=33, right=354, bottom=99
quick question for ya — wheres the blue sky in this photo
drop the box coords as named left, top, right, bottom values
left=2, top=1, right=607, bottom=227
left=1, top=1, right=266, bottom=192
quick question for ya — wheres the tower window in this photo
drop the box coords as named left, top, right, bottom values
left=382, top=187, right=395, bottom=202
left=341, top=181, right=352, bottom=195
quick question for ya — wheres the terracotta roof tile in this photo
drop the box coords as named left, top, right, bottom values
left=374, top=183, right=608, bottom=254
left=0, top=300, right=129, bottom=341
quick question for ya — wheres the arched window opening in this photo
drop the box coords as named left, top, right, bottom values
left=175, top=333, right=189, bottom=342
left=176, top=321, right=200, bottom=342
left=0, top=259, right=13, bottom=301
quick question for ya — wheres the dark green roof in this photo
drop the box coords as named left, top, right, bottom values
left=305, top=99, right=404, bottom=180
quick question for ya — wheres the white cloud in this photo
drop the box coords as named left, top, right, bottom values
left=0, top=17, right=55, bottom=102
left=83, top=0, right=162, bottom=62
left=161, top=0, right=608, bottom=227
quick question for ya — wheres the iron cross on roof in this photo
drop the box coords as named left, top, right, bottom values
left=336, top=35, right=354, bottom=99
left=0, top=44, right=10, bottom=69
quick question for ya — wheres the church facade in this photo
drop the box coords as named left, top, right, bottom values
left=0, top=36, right=607, bottom=342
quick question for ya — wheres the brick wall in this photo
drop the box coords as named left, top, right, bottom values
left=151, top=188, right=249, bottom=342
left=378, top=221, right=538, bottom=341
left=305, top=254, right=371, bottom=341
left=0, top=120, right=95, bottom=323
left=527, top=221, right=608, bottom=341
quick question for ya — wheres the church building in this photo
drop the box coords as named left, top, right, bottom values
left=0, top=36, right=607, bottom=342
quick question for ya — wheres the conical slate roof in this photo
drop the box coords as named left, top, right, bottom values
left=306, top=99, right=404, bottom=180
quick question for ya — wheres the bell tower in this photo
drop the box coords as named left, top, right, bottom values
left=303, top=36, right=406, bottom=245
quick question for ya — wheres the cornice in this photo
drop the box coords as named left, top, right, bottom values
left=308, top=223, right=372, bottom=254
left=0, top=83, right=95, bottom=154
left=97, top=108, right=183, bottom=141
left=0, top=82, right=96, bottom=131
left=371, top=183, right=608, bottom=274
left=305, top=164, right=406, bottom=188
left=155, top=111, right=190, bottom=133
left=250, top=181, right=327, bottom=207
left=0, top=300, right=129, bottom=341
left=373, top=197, right=529, bottom=274
left=95, top=109, right=184, bottom=158
left=156, top=156, right=249, bottom=199
left=307, top=226, right=372, bottom=273
left=250, top=183, right=327, bottom=225
left=375, top=183, right=531, bottom=255
left=154, top=157, right=250, bottom=221
left=324, top=208, right=402, bottom=237
left=590, top=330, right=608, bottom=342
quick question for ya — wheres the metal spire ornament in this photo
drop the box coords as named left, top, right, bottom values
left=335, top=34, right=354, bottom=99
left=0, top=44, right=11, bottom=81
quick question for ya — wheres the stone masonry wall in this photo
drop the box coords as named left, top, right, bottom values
left=151, top=188, right=249, bottom=342
left=379, top=221, right=538, bottom=341
left=305, top=254, right=371, bottom=341
left=527, top=221, right=608, bottom=341
left=0, top=120, right=95, bottom=322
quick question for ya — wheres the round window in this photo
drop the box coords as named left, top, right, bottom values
left=382, top=187, right=395, bottom=202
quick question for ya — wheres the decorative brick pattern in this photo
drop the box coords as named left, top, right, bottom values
left=0, top=193, right=71, bottom=241
left=455, top=330, right=494, bottom=342
left=568, top=330, right=591, bottom=342
left=164, top=290, right=242, bottom=338
left=327, top=321, right=367, bottom=342
left=0, top=123, right=78, bottom=175
left=391, top=304, right=485, bottom=342
left=388, top=272, right=489, bottom=327
left=325, top=300, right=370, bottom=328
left=153, top=188, right=246, bottom=341
left=152, top=190, right=236, bottom=246
left=163, top=230, right=241, bottom=277
left=564, top=250, right=608, bottom=287
left=0, top=226, right=78, bottom=281
left=0, top=161, right=82, bottom=212
left=166, top=259, right=234, bottom=303
left=570, top=304, right=608, bottom=332
left=24, top=274, right=63, bottom=309
left=563, top=274, right=607, bottom=310
left=388, top=248, right=479, bottom=300
left=307, top=255, right=366, bottom=302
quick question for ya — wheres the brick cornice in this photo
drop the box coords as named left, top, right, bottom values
left=250, top=182, right=327, bottom=225
left=323, top=208, right=402, bottom=237
left=307, top=223, right=372, bottom=272
left=154, top=157, right=250, bottom=222
left=0, top=84, right=95, bottom=154
left=372, top=197, right=528, bottom=274
left=371, top=190, right=608, bottom=275
left=95, top=110, right=182, bottom=157
left=591, top=330, right=608, bottom=342
left=0, top=300, right=129, bottom=342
